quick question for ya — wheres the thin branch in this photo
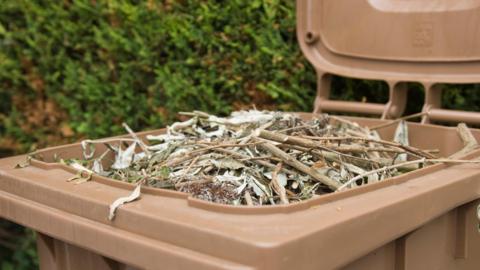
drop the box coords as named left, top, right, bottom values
left=369, top=112, right=428, bottom=130
left=258, top=141, right=340, bottom=190
left=271, top=162, right=289, bottom=204
left=244, top=190, right=254, bottom=206
left=298, top=134, right=435, bottom=159
left=208, top=146, right=297, bottom=176
left=122, top=122, right=151, bottom=157
left=450, top=123, right=479, bottom=159
left=338, top=158, right=480, bottom=191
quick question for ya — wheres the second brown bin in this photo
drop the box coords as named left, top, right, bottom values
left=1, top=1, right=480, bottom=269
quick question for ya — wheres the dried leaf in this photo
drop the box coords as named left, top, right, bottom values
left=249, top=177, right=270, bottom=197
left=69, top=161, right=94, bottom=174
left=108, top=184, right=142, bottom=220
left=211, top=158, right=244, bottom=170
left=264, top=171, right=287, bottom=186
left=147, top=142, right=169, bottom=152
left=343, top=162, right=366, bottom=175
left=367, top=173, right=379, bottom=184
left=394, top=120, right=409, bottom=162
left=81, top=140, right=96, bottom=160
left=209, top=110, right=274, bottom=126
left=67, top=170, right=92, bottom=185
left=147, top=134, right=186, bottom=142
left=14, top=156, right=31, bottom=169
left=235, top=181, right=248, bottom=194
left=111, top=142, right=137, bottom=169
left=92, top=159, right=104, bottom=174
left=216, top=171, right=242, bottom=182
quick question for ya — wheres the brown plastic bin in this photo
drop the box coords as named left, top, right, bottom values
left=1, top=119, right=480, bottom=270
left=2, top=0, right=480, bottom=269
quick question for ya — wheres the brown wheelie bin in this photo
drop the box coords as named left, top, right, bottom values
left=1, top=1, right=480, bottom=269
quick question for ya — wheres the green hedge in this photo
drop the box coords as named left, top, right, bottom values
left=0, top=1, right=479, bottom=268
left=0, top=0, right=318, bottom=154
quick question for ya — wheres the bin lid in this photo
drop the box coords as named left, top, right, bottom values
left=297, top=0, right=480, bottom=84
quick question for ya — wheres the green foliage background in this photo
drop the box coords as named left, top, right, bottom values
left=0, top=1, right=479, bottom=269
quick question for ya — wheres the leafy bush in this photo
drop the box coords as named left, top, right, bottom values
left=0, top=0, right=318, bottom=154
left=0, top=220, right=37, bottom=270
left=1, top=0, right=479, bottom=153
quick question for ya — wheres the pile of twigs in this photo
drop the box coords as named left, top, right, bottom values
left=64, top=110, right=478, bottom=208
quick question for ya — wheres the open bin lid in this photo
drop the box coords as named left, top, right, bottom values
left=297, top=0, right=480, bottom=83
left=297, top=0, right=480, bottom=122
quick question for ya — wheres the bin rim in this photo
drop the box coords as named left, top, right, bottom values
left=27, top=115, right=480, bottom=215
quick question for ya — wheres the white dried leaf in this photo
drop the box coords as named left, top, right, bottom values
left=211, top=158, right=244, bottom=170
left=146, top=134, right=185, bottom=142
left=229, top=110, right=275, bottom=124
left=318, top=168, right=343, bottom=183
left=248, top=176, right=270, bottom=197
left=340, top=165, right=349, bottom=179
left=263, top=172, right=287, bottom=186
left=250, top=182, right=265, bottom=197
left=133, top=152, right=146, bottom=162
left=300, top=154, right=313, bottom=163
left=111, top=142, right=137, bottom=170
left=394, top=120, right=409, bottom=162
left=92, top=159, right=104, bottom=174
left=194, top=126, right=207, bottom=137
left=216, top=175, right=242, bottom=183
left=147, top=142, right=169, bottom=152
left=108, top=184, right=142, bottom=220
left=70, top=161, right=94, bottom=174
left=367, top=173, right=379, bottom=184
left=81, top=140, right=95, bottom=159
left=169, top=118, right=196, bottom=134
left=234, top=181, right=248, bottom=194
left=209, top=110, right=275, bottom=126
left=394, top=120, right=409, bottom=145
left=343, top=163, right=366, bottom=175
left=277, top=173, right=288, bottom=187
left=216, top=171, right=242, bottom=185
